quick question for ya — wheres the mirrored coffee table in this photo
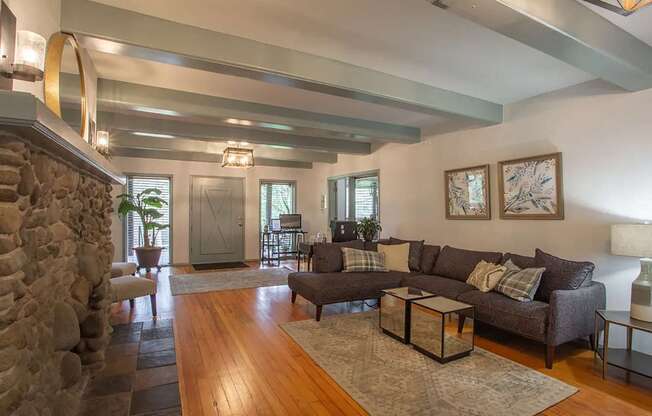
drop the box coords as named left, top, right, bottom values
left=379, top=287, right=435, bottom=344
left=410, top=296, right=475, bottom=363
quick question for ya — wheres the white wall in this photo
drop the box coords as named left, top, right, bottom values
left=110, top=157, right=320, bottom=264
left=6, top=0, right=61, bottom=101
left=307, top=80, right=652, bottom=319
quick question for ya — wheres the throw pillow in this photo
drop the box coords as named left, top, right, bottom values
left=494, top=260, right=545, bottom=302
left=377, top=243, right=410, bottom=272
left=341, top=248, right=388, bottom=273
left=466, top=260, right=507, bottom=292
left=389, top=237, right=425, bottom=271
left=533, top=249, right=595, bottom=302
left=420, top=244, right=441, bottom=275
left=312, top=240, right=364, bottom=273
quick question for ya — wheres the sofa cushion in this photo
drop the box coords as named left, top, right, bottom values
left=313, top=240, right=364, bottom=273
left=420, top=244, right=441, bottom=275
left=378, top=243, right=410, bottom=272
left=502, top=253, right=536, bottom=269
left=341, top=248, right=388, bottom=272
left=288, top=271, right=407, bottom=305
left=457, top=290, right=549, bottom=342
left=494, top=260, right=545, bottom=302
left=534, top=249, right=596, bottom=302
left=432, top=246, right=503, bottom=282
left=401, top=274, right=476, bottom=299
left=466, top=261, right=506, bottom=293
left=389, top=237, right=425, bottom=272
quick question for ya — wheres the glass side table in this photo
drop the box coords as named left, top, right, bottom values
left=379, top=287, right=435, bottom=344
left=410, top=296, right=475, bottom=363
left=595, top=310, right=652, bottom=381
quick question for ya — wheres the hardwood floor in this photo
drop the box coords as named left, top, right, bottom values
left=110, top=262, right=652, bottom=416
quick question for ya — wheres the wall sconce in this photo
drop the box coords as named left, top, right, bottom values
left=0, top=30, right=46, bottom=81
left=0, top=2, right=46, bottom=84
left=95, top=130, right=110, bottom=156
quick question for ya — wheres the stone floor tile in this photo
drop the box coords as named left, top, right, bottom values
left=79, top=392, right=131, bottom=416
left=130, top=383, right=181, bottom=415
left=133, top=365, right=179, bottom=391
left=137, top=350, right=176, bottom=370
left=106, top=342, right=140, bottom=357
left=131, top=406, right=181, bottom=416
left=100, top=352, right=138, bottom=377
left=141, top=319, right=173, bottom=330
left=141, top=327, right=174, bottom=341
left=139, top=338, right=175, bottom=354
left=85, top=374, right=133, bottom=397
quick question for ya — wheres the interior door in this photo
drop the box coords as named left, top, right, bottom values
left=190, top=176, right=245, bottom=264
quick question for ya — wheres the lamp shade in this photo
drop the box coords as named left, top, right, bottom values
left=611, top=224, right=652, bottom=258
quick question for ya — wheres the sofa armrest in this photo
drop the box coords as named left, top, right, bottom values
left=547, top=281, right=606, bottom=346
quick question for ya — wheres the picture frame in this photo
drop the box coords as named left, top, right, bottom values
left=498, top=152, right=564, bottom=220
left=445, top=164, right=491, bottom=220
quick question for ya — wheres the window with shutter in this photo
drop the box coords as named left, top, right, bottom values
left=125, top=176, right=172, bottom=265
left=260, top=181, right=296, bottom=255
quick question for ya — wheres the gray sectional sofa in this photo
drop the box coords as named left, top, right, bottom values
left=287, top=239, right=606, bottom=368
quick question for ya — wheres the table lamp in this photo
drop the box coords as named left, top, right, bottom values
left=611, top=224, right=652, bottom=322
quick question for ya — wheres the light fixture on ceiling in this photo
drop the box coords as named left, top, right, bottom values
left=95, top=130, right=110, bottom=157
left=132, top=132, right=175, bottom=139
left=222, top=141, right=254, bottom=168
left=582, top=0, right=652, bottom=15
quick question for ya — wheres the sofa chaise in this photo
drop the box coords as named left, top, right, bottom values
left=288, top=239, right=606, bottom=369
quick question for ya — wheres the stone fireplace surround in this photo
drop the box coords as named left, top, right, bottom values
left=0, top=94, right=124, bottom=415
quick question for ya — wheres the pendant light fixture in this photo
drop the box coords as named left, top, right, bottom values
left=582, top=0, right=652, bottom=15
left=222, top=141, right=254, bottom=168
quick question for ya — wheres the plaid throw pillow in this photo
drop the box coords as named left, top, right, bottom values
left=341, top=248, right=388, bottom=273
left=494, top=260, right=545, bottom=302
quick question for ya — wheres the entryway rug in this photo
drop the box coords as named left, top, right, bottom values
left=169, top=267, right=291, bottom=295
left=192, top=262, right=249, bottom=271
left=281, top=311, right=577, bottom=416
left=80, top=319, right=181, bottom=416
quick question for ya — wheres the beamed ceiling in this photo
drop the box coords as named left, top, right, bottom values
left=59, top=0, right=652, bottom=168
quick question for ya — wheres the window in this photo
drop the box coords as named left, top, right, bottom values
left=125, top=176, right=172, bottom=265
left=328, top=172, right=379, bottom=222
left=260, top=181, right=296, bottom=254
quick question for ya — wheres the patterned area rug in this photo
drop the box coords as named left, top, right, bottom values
left=281, top=312, right=577, bottom=416
left=169, top=267, right=290, bottom=295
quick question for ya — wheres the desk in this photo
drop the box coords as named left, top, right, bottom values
left=260, top=230, right=307, bottom=266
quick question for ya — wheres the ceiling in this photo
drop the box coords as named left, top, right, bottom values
left=60, top=0, right=652, bottom=168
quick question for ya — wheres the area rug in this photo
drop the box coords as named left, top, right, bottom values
left=281, top=311, right=577, bottom=416
left=169, top=267, right=290, bottom=295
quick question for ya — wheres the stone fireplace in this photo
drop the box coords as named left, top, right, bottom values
left=0, top=93, right=124, bottom=415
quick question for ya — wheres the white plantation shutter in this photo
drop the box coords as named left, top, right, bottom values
left=126, top=176, right=171, bottom=265
left=354, top=176, right=379, bottom=220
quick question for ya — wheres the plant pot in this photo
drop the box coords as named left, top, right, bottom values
left=134, top=246, right=163, bottom=272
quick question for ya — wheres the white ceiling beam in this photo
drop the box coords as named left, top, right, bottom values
left=60, top=0, right=503, bottom=125
left=439, top=0, right=652, bottom=91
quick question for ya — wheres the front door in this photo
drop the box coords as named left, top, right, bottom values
left=190, top=176, right=245, bottom=264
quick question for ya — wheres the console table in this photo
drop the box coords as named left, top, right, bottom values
left=595, top=310, right=652, bottom=381
left=260, top=230, right=307, bottom=266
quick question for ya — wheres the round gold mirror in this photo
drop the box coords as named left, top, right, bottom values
left=43, top=32, right=88, bottom=141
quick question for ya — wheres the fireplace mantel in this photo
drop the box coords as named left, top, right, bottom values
left=0, top=91, right=125, bottom=185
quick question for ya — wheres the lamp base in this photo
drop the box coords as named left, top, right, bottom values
left=631, top=259, right=652, bottom=322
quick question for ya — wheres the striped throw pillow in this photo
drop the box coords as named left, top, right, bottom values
left=494, top=259, right=545, bottom=302
left=466, top=261, right=506, bottom=292
left=341, top=248, right=388, bottom=273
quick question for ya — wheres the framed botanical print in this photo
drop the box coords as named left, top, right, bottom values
left=498, top=152, right=564, bottom=220
left=445, top=164, right=491, bottom=220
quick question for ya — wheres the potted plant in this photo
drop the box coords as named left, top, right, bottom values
left=117, top=188, right=170, bottom=272
left=357, top=217, right=382, bottom=242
